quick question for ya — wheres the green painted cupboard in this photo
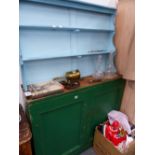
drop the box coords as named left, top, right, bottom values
left=27, top=78, right=125, bottom=155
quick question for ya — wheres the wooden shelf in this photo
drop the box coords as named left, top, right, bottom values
left=19, top=25, right=114, bottom=32
left=22, top=50, right=110, bottom=62
left=27, top=74, right=122, bottom=103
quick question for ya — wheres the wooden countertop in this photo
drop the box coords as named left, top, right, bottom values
left=65, top=74, right=121, bottom=92
left=26, top=74, right=122, bottom=104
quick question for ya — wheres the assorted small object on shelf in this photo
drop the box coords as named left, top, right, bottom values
left=24, top=69, right=81, bottom=100
left=89, top=53, right=119, bottom=83
left=25, top=80, right=64, bottom=99
left=61, top=69, right=81, bottom=89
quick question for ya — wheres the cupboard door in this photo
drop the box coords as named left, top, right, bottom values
left=83, top=79, right=125, bottom=145
left=28, top=92, right=86, bottom=155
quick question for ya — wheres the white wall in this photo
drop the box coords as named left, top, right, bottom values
left=19, top=68, right=26, bottom=110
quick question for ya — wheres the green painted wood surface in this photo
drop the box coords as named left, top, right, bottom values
left=27, top=78, right=125, bottom=155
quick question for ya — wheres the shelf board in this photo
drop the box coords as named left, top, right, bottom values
left=19, top=25, right=114, bottom=32
left=22, top=51, right=110, bottom=62
left=20, top=0, right=116, bottom=14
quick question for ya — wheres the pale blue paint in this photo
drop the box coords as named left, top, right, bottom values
left=69, top=8, right=114, bottom=30
left=19, top=1, right=115, bottom=30
left=19, top=26, right=114, bottom=32
left=20, top=0, right=116, bottom=14
left=20, top=29, right=71, bottom=60
left=23, top=55, right=107, bottom=87
left=20, top=29, right=114, bottom=61
left=19, top=0, right=116, bottom=90
left=20, top=2, right=70, bottom=27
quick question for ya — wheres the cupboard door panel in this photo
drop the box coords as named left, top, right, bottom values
left=28, top=93, right=86, bottom=155
left=83, top=80, right=125, bottom=145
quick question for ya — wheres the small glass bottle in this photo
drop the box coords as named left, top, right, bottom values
left=105, top=52, right=117, bottom=79
left=92, top=54, right=104, bottom=81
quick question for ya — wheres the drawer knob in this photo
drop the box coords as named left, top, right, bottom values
left=74, top=95, right=79, bottom=99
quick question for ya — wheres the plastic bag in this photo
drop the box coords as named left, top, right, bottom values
left=108, top=110, right=131, bottom=134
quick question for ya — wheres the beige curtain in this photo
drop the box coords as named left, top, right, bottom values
left=120, top=81, right=135, bottom=124
left=115, top=0, right=135, bottom=124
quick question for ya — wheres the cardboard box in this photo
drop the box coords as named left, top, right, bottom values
left=93, top=128, right=135, bottom=155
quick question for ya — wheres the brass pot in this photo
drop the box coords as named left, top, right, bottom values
left=65, top=70, right=80, bottom=82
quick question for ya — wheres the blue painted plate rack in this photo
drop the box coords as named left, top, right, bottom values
left=19, top=0, right=116, bottom=90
